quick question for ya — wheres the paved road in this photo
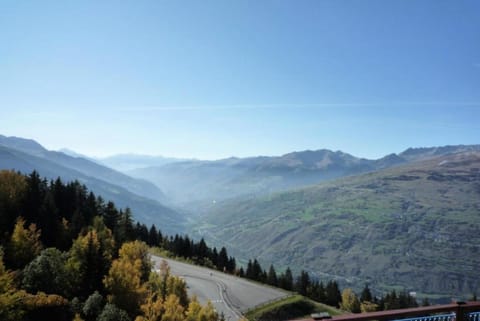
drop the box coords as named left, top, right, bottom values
left=151, top=255, right=289, bottom=321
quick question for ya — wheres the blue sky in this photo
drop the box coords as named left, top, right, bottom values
left=1, top=0, right=479, bottom=160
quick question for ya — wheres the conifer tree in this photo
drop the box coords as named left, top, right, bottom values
left=267, top=265, right=278, bottom=286
left=148, top=225, right=159, bottom=246
left=296, top=270, right=310, bottom=296
left=103, top=201, right=119, bottom=233
left=360, top=284, right=373, bottom=303
left=325, top=280, right=342, bottom=307
left=217, top=247, right=229, bottom=272
left=67, top=229, right=110, bottom=297
left=116, top=208, right=135, bottom=244
left=279, top=267, right=294, bottom=291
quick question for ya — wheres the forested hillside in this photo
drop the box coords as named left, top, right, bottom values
left=0, top=170, right=424, bottom=321
left=0, top=170, right=219, bottom=321
left=0, top=135, right=184, bottom=234
left=196, top=151, right=480, bottom=300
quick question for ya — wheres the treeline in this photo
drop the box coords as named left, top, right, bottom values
left=0, top=170, right=420, bottom=321
left=0, top=170, right=221, bottom=321
left=137, top=210, right=420, bottom=312
left=237, top=263, right=419, bottom=312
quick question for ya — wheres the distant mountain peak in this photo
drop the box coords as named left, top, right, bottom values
left=0, top=134, right=47, bottom=156
left=399, top=144, right=480, bottom=161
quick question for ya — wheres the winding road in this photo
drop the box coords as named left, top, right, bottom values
left=151, top=255, right=289, bottom=320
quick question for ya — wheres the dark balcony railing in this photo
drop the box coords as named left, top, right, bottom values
left=392, top=312, right=456, bottom=321
left=326, top=302, right=480, bottom=321
left=469, top=311, right=480, bottom=321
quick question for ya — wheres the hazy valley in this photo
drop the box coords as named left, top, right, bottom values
left=1, top=134, right=479, bottom=302
left=193, top=151, right=480, bottom=300
left=0, top=135, right=184, bottom=234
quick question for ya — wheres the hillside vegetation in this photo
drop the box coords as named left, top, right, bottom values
left=195, top=151, right=480, bottom=299
left=0, top=170, right=219, bottom=321
left=245, top=294, right=342, bottom=321
left=0, top=135, right=184, bottom=234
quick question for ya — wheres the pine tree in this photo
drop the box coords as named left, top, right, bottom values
left=325, top=280, right=342, bottom=307
left=116, top=208, right=135, bottom=244
left=103, top=202, right=119, bottom=233
left=148, top=225, right=159, bottom=247
left=296, top=270, right=310, bottom=296
left=267, top=265, right=278, bottom=286
left=238, top=267, right=245, bottom=278
left=309, top=280, right=326, bottom=303
left=252, top=259, right=263, bottom=281
left=279, top=267, right=293, bottom=291
left=23, top=170, right=45, bottom=224
left=135, top=223, right=149, bottom=243
left=217, top=247, right=229, bottom=272
left=38, top=190, right=60, bottom=247
left=360, top=284, right=373, bottom=303
left=246, top=260, right=253, bottom=279
left=226, top=256, right=236, bottom=273
left=67, top=229, right=110, bottom=297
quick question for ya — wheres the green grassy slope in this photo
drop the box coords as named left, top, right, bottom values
left=194, top=152, right=480, bottom=299
left=245, top=294, right=343, bottom=321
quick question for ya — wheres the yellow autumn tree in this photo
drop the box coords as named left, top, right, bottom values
left=8, top=217, right=42, bottom=269
left=161, top=294, right=184, bottom=321
left=72, top=313, right=85, bottom=321
left=0, top=248, right=26, bottom=321
left=340, top=288, right=361, bottom=313
left=185, top=295, right=218, bottom=321
left=166, top=275, right=189, bottom=308
left=118, top=240, right=152, bottom=282
left=91, top=216, right=115, bottom=262
left=185, top=296, right=202, bottom=321
left=360, top=300, right=378, bottom=313
left=135, top=293, right=164, bottom=321
left=104, top=241, right=151, bottom=317
left=135, top=258, right=218, bottom=321
left=196, top=300, right=218, bottom=321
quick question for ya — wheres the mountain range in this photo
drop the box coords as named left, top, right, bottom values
left=0, top=135, right=184, bottom=234
left=192, top=151, right=480, bottom=300
left=127, top=145, right=480, bottom=213
left=2, top=133, right=479, bottom=300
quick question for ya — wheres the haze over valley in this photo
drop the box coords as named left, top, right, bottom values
left=1, top=134, right=479, bottom=302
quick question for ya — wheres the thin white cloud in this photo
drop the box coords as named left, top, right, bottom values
left=119, top=101, right=480, bottom=112
left=120, top=103, right=375, bottom=112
